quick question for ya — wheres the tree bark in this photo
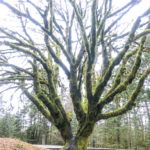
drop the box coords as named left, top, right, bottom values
left=145, top=100, right=150, bottom=126
left=62, top=137, right=89, bottom=150
left=62, top=121, right=95, bottom=150
left=42, top=118, right=47, bottom=145
left=116, top=117, right=121, bottom=148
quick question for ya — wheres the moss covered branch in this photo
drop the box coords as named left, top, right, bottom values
left=22, top=88, right=54, bottom=123
left=97, top=66, right=150, bottom=120
left=43, top=19, right=70, bottom=78
left=70, top=65, right=86, bottom=125
left=3, top=41, right=51, bottom=72
left=69, top=0, right=90, bottom=56
left=1, top=1, right=72, bottom=65
left=96, top=36, right=146, bottom=113
left=93, top=15, right=142, bottom=103
left=90, top=0, right=97, bottom=64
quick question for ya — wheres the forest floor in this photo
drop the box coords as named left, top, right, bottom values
left=0, top=138, right=47, bottom=150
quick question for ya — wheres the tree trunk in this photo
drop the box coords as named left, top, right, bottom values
left=42, top=134, right=46, bottom=145
left=145, top=100, right=150, bottom=126
left=116, top=117, right=121, bottom=148
left=62, top=137, right=89, bottom=150
left=62, top=121, right=95, bottom=150
left=42, top=118, right=47, bottom=145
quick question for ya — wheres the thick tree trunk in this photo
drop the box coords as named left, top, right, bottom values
left=62, top=121, right=95, bottom=150
left=62, top=137, right=88, bottom=150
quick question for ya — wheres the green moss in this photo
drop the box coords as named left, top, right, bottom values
left=99, top=66, right=150, bottom=120
left=123, top=47, right=138, bottom=64
left=82, top=98, right=88, bottom=113
left=77, top=137, right=88, bottom=150
left=61, top=137, right=88, bottom=150
left=66, top=112, right=72, bottom=121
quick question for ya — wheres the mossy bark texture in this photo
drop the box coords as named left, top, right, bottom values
left=62, top=137, right=88, bottom=150
left=62, top=121, right=95, bottom=150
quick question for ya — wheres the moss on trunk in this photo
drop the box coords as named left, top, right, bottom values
left=62, top=137, right=88, bottom=150
left=62, top=120, right=95, bottom=150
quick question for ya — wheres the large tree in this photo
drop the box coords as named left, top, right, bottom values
left=0, top=0, right=150, bottom=149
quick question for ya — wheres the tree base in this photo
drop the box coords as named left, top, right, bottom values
left=64, top=138, right=77, bottom=150
left=62, top=137, right=88, bottom=150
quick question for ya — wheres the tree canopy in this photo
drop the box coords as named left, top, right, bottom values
left=0, top=0, right=150, bottom=149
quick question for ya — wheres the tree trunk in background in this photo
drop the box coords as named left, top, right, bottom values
left=42, top=134, right=46, bottom=145
left=49, top=124, right=53, bottom=144
left=42, top=118, right=47, bottom=145
left=115, top=99, right=121, bottom=148
left=145, top=101, right=150, bottom=126
left=128, top=113, right=132, bottom=150
left=133, top=109, right=138, bottom=150
left=145, top=100, right=150, bottom=148
left=116, top=117, right=121, bottom=148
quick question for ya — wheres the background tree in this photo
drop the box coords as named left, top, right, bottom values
left=0, top=0, right=150, bottom=149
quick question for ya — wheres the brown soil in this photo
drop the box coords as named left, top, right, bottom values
left=0, top=138, right=47, bottom=150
